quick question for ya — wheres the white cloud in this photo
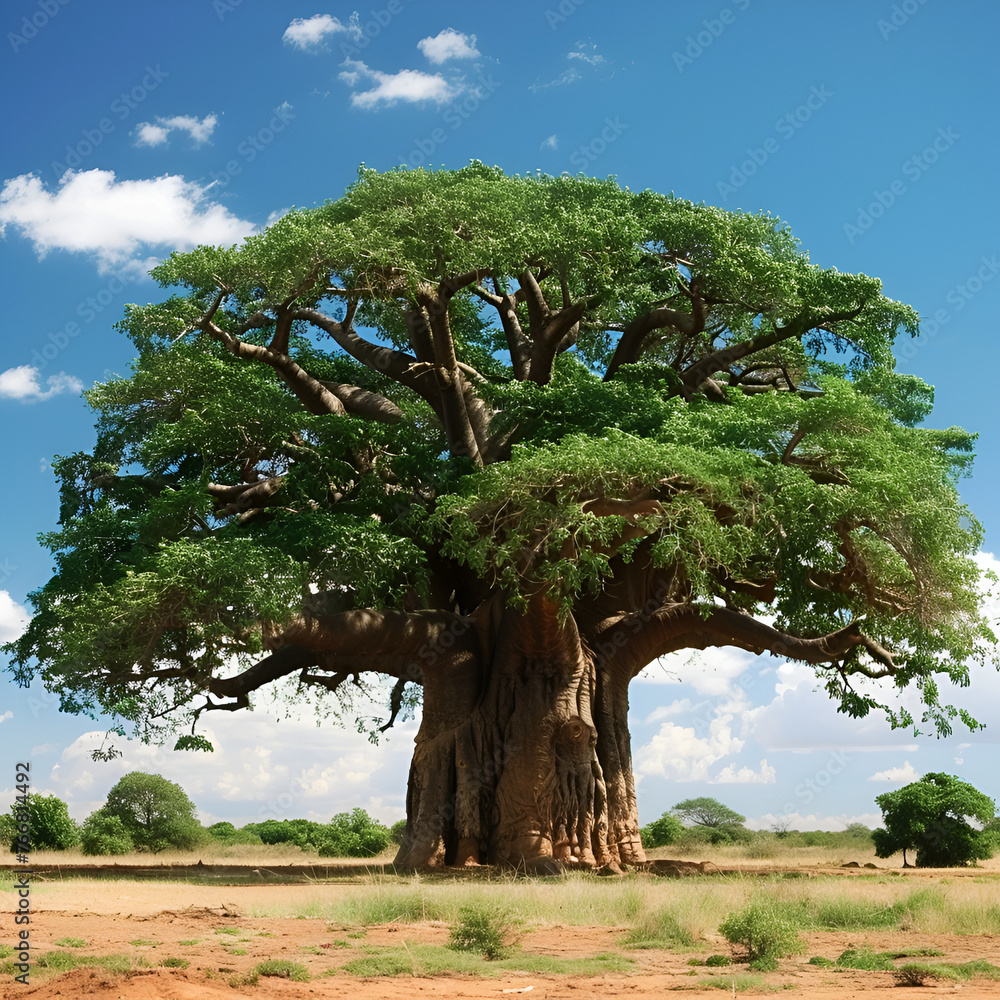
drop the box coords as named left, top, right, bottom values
left=339, top=59, right=456, bottom=109
left=0, top=169, right=255, bottom=273
left=417, top=28, right=480, bottom=64
left=0, top=592, right=29, bottom=643
left=47, top=710, right=416, bottom=825
left=0, top=366, right=82, bottom=402
left=541, top=134, right=558, bottom=150
left=567, top=44, right=606, bottom=67
left=635, top=714, right=745, bottom=782
left=30, top=743, right=57, bottom=755
left=283, top=14, right=348, bottom=51
left=134, top=114, right=218, bottom=147
left=134, top=122, right=170, bottom=146
left=0, top=711, right=12, bottom=724
left=636, top=646, right=756, bottom=697
left=868, top=761, right=921, bottom=783
left=713, top=759, right=776, bottom=784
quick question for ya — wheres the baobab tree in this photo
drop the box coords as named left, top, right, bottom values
left=5, top=164, right=992, bottom=870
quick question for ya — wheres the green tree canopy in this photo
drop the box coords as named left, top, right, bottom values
left=101, top=772, right=204, bottom=853
left=3, top=164, right=994, bottom=870
left=872, top=772, right=998, bottom=867
left=5, top=793, right=78, bottom=852
left=672, top=797, right=746, bottom=830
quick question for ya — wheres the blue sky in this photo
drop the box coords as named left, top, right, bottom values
left=2, top=0, right=1000, bottom=835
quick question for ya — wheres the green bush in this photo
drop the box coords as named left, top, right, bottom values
left=243, top=818, right=324, bottom=848
left=639, top=813, right=684, bottom=848
left=719, top=900, right=804, bottom=971
left=252, top=959, right=310, bottom=982
left=448, top=905, right=518, bottom=960
left=317, top=809, right=392, bottom=857
left=390, top=818, right=407, bottom=844
left=6, top=793, right=78, bottom=852
left=80, top=810, right=134, bottom=856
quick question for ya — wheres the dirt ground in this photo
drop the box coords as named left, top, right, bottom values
left=4, top=865, right=1000, bottom=999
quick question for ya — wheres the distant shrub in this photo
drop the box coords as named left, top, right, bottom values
left=390, top=818, right=407, bottom=844
left=640, top=814, right=684, bottom=848
left=207, top=821, right=263, bottom=845
left=80, top=810, right=134, bottom=856
left=6, top=793, right=78, bottom=852
left=317, top=809, right=391, bottom=857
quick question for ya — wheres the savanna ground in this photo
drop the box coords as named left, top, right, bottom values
left=4, top=842, right=1000, bottom=999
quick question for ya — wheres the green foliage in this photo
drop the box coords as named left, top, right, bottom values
left=243, top=818, right=325, bottom=849
left=621, top=908, right=693, bottom=950
left=872, top=772, right=997, bottom=866
left=79, top=810, right=134, bottom=856
left=2, top=163, right=992, bottom=754
left=317, top=809, right=392, bottom=857
left=718, top=900, right=804, bottom=970
left=447, top=904, right=518, bottom=960
left=389, top=818, right=407, bottom=844
left=252, top=959, right=311, bottom=982
left=5, top=793, right=78, bottom=852
left=639, top=813, right=685, bottom=848
left=101, top=772, right=204, bottom=853
left=206, top=821, right=262, bottom=845
left=671, top=798, right=746, bottom=844
left=836, top=948, right=895, bottom=970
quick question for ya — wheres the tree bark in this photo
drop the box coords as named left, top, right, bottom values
left=393, top=600, right=645, bottom=871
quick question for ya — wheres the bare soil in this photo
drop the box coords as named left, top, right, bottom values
left=5, top=863, right=1000, bottom=999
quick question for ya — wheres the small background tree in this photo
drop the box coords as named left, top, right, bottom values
left=6, top=793, right=78, bottom=852
left=872, top=772, right=997, bottom=867
left=102, top=772, right=205, bottom=853
left=640, top=813, right=685, bottom=848
left=79, top=810, right=134, bottom=855
left=672, top=798, right=747, bottom=844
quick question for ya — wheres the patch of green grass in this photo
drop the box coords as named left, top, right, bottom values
left=53, top=937, right=87, bottom=948
left=214, top=926, right=243, bottom=936
left=4, top=951, right=154, bottom=978
left=698, top=974, right=769, bottom=991
left=161, top=957, right=190, bottom=969
left=808, top=955, right=834, bottom=967
left=178, top=938, right=201, bottom=946
left=448, top=904, right=518, bottom=960
left=813, top=898, right=899, bottom=929
left=129, top=938, right=159, bottom=947
left=621, top=907, right=694, bottom=949
left=0, top=946, right=13, bottom=960
left=228, top=971, right=259, bottom=987
left=705, top=953, right=731, bottom=966
left=835, top=948, right=894, bottom=971
left=253, top=959, right=311, bottom=982
left=337, top=890, right=441, bottom=925
left=340, top=944, right=634, bottom=977
left=888, top=947, right=945, bottom=958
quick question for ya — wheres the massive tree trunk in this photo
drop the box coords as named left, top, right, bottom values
left=394, top=596, right=645, bottom=870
